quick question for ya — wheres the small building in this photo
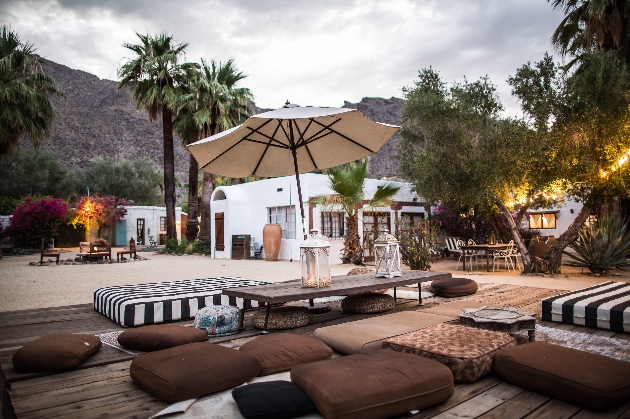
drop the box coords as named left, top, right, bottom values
left=519, top=199, right=585, bottom=239
left=117, top=206, right=185, bottom=246
left=209, top=173, right=428, bottom=261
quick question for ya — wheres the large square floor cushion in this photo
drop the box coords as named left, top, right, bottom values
left=313, top=311, right=454, bottom=355
left=495, top=341, right=630, bottom=411
left=239, top=333, right=332, bottom=376
left=291, top=349, right=454, bottom=419
left=383, top=323, right=516, bottom=382
left=94, top=277, right=268, bottom=327
left=541, top=281, right=630, bottom=332
left=130, top=342, right=261, bottom=402
left=12, top=334, right=102, bottom=373
left=117, top=325, right=208, bottom=351
left=232, top=381, right=317, bottom=419
left=429, top=277, right=478, bottom=298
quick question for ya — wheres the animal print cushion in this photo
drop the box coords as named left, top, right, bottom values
left=383, top=323, right=516, bottom=382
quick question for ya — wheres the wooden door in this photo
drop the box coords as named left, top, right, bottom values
left=214, top=213, right=225, bottom=251
left=136, top=219, right=145, bottom=245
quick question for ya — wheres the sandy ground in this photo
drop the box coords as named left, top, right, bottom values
left=0, top=246, right=627, bottom=312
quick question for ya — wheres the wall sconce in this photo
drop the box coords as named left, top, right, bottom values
left=570, top=209, right=574, bottom=214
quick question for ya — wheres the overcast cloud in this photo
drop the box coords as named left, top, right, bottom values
left=1, top=0, right=564, bottom=116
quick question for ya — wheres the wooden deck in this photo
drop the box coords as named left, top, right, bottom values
left=1, top=283, right=629, bottom=419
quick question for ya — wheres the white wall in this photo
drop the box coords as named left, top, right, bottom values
left=122, top=206, right=183, bottom=245
left=210, top=174, right=426, bottom=260
left=518, top=198, right=584, bottom=237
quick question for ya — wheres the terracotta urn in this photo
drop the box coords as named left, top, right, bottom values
left=263, top=224, right=282, bottom=261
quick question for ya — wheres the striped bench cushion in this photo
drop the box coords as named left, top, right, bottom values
left=94, top=277, right=268, bottom=327
left=541, top=282, right=630, bottom=332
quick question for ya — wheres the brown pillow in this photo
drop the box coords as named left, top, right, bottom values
left=117, top=325, right=208, bottom=351
left=12, top=334, right=102, bottom=373
left=430, top=277, right=477, bottom=298
left=130, top=342, right=261, bottom=402
left=239, top=333, right=333, bottom=375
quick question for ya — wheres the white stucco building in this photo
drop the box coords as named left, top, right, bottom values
left=116, top=206, right=185, bottom=246
left=209, top=174, right=428, bottom=261
left=519, top=198, right=585, bottom=238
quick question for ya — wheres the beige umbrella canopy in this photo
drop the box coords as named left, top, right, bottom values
left=187, top=103, right=400, bottom=238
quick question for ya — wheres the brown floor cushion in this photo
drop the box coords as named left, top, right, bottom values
left=341, top=293, right=394, bottom=314
left=12, top=334, right=102, bottom=373
left=384, top=323, right=516, bottom=382
left=291, top=349, right=454, bottom=419
left=130, top=342, right=261, bottom=402
left=495, top=341, right=630, bottom=411
left=239, top=333, right=333, bottom=376
left=429, top=277, right=478, bottom=298
left=252, top=306, right=312, bottom=330
left=117, top=325, right=208, bottom=351
left=313, top=311, right=454, bottom=354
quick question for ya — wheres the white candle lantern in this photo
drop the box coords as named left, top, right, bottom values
left=374, top=230, right=402, bottom=278
left=300, top=229, right=331, bottom=288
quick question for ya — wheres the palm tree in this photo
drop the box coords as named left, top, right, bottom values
left=175, top=59, right=252, bottom=245
left=0, top=26, right=64, bottom=159
left=118, top=33, right=194, bottom=238
left=549, top=0, right=630, bottom=66
left=312, top=159, right=401, bottom=265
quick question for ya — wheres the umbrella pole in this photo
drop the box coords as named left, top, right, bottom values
left=291, top=147, right=307, bottom=240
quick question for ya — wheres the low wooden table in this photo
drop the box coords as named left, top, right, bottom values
left=458, top=306, right=537, bottom=342
left=460, top=244, right=511, bottom=272
left=223, top=270, right=451, bottom=331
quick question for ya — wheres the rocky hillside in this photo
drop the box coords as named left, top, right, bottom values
left=18, top=60, right=404, bottom=195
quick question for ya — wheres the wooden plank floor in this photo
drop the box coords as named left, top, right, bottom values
left=1, top=283, right=629, bottom=419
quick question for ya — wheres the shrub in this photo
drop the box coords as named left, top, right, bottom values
left=191, top=240, right=210, bottom=255
left=70, top=194, right=127, bottom=237
left=562, top=215, right=630, bottom=274
left=8, top=196, right=69, bottom=249
left=164, top=236, right=189, bottom=255
left=395, top=218, right=439, bottom=271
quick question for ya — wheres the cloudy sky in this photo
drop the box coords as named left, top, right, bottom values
left=1, top=0, right=564, bottom=116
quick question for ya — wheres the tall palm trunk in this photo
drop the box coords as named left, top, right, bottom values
left=198, top=171, right=214, bottom=246
left=342, top=214, right=363, bottom=265
left=162, top=105, right=177, bottom=238
left=185, top=153, right=200, bottom=241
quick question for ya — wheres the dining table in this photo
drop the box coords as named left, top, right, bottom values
left=460, top=243, right=512, bottom=272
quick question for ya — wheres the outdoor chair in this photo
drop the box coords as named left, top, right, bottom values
left=493, top=241, right=515, bottom=272
left=444, top=237, right=462, bottom=258
left=251, top=243, right=264, bottom=259
left=509, top=242, right=522, bottom=270
left=456, top=239, right=479, bottom=271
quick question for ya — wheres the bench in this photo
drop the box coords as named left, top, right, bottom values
left=41, top=251, right=60, bottom=264
left=87, top=240, right=111, bottom=261
left=116, top=238, right=137, bottom=262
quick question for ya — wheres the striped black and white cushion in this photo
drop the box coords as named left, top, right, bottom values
left=94, top=277, right=268, bottom=327
left=541, top=282, right=630, bottom=332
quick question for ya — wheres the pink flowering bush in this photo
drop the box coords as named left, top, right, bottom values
left=70, top=194, right=128, bottom=237
left=8, top=197, right=69, bottom=249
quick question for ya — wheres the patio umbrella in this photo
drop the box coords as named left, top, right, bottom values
left=187, top=103, right=400, bottom=239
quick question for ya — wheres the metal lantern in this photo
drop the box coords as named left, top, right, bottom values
left=300, top=229, right=331, bottom=288
left=374, top=230, right=402, bottom=278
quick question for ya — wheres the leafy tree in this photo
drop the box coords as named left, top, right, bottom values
left=0, top=150, right=66, bottom=198
left=312, top=159, right=400, bottom=265
left=118, top=33, right=194, bottom=238
left=0, top=26, right=64, bottom=159
left=398, top=69, right=561, bottom=272
left=510, top=51, right=630, bottom=270
left=69, top=194, right=128, bottom=239
left=62, top=156, right=163, bottom=204
left=549, top=0, right=630, bottom=67
left=7, top=196, right=68, bottom=260
left=174, top=59, right=253, bottom=244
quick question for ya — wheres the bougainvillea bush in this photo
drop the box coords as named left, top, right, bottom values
left=8, top=197, right=69, bottom=249
left=70, top=194, right=128, bottom=236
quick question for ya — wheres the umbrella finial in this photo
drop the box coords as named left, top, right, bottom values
left=283, top=101, right=301, bottom=108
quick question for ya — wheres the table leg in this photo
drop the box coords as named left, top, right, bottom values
left=393, top=287, right=397, bottom=302
left=486, top=249, right=491, bottom=272
left=417, top=283, right=424, bottom=306
left=528, top=329, right=535, bottom=342
left=463, top=254, right=467, bottom=272
left=262, top=304, right=271, bottom=334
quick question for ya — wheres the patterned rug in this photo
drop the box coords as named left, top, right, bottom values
left=535, top=325, right=630, bottom=362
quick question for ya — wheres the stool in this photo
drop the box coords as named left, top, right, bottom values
left=252, top=306, right=312, bottom=331
left=193, top=305, right=242, bottom=337
left=341, top=293, right=394, bottom=314
left=41, top=251, right=60, bottom=264
left=383, top=323, right=516, bottom=382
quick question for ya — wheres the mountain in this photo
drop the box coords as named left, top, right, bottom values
left=18, top=60, right=404, bottom=198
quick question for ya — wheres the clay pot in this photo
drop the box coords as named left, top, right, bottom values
left=263, top=224, right=282, bottom=261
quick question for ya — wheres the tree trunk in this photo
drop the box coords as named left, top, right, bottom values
left=198, top=171, right=214, bottom=246
left=545, top=204, right=592, bottom=272
left=162, top=105, right=177, bottom=239
left=342, top=214, right=363, bottom=265
left=495, top=199, right=532, bottom=272
left=185, top=153, right=200, bottom=242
